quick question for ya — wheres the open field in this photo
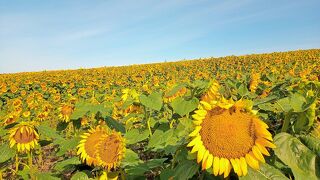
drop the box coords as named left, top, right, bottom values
left=0, top=49, right=319, bottom=179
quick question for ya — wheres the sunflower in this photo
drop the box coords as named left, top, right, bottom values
left=77, top=127, right=126, bottom=170
left=188, top=85, right=276, bottom=178
left=9, top=122, right=39, bottom=153
left=58, top=104, right=74, bottom=122
left=96, top=131, right=126, bottom=170
left=77, top=126, right=107, bottom=166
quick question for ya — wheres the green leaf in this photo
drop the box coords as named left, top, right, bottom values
left=274, top=97, right=292, bottom=112
left=238, top=83, right=249, bottom=97
left=289, top=93, right=306, bottom=112
left=148, top=129, right=174, bottom=149
left=140, top=91, right=163, bottom=111
left=54, top=137, right=80, bottom=156
left=121, top=149, right=142, bottom=167
left=300, top=135, right=320, bottom=156
left=126, top=158, right=167, bottom=176
left=54, top=157, right=81, bottom=172
left=165, top=84, right=186, bottom=97
left=173, top=159, right=198, bottom=180
left=274, top=133, right=320, bottom=180
left=37, top=124, right=64, bottom=141
left=71, top=101, right=111, bottom=120
left=171, top=97, right=199, bottom=116
left=71, top=171, right=89, bottom=180
left=0, top=143, right=16, bottom=163
left=124, top=129, right=149, bottom=145
left=239, top=163, right=288, bottom=180
left=36, top=172, right=60, bottom=180
left=105, top=116, right=125, bottom=133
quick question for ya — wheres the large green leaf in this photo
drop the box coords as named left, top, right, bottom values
left=274, top=133, right=320, bottom=180
left=124, top=129, right=149, bottom=145
left=126, top=158, right=167, bottom=176
left=240, top=163, right=288, bottom=180
left=147, top=129, right=175, bottom=150
left=71, top=171, right=89, bottom=180
left=37, top=124, right=64, bottom=141
left=140, top=91, right=163, bottom=111
left=53, top=157, right=81, bottom=172
left=172, top=159, right=199, bottom=180
left=104, top=116, right=126, bottom=133
left=0, top=143, right=16, bottom=163
left=121, top=149, right=142, bottom=167
left=171, top=97, right=199, bottom=116
left=54, top=137, right=80, bottom=156
left=70, top=101, right=111, bottom=120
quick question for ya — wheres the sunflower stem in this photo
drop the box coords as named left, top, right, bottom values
left=15, top=153, right=19, bottom=173
left=281, top=112, right=292, bottom=132
left=28, top=151, right=34, bottom=179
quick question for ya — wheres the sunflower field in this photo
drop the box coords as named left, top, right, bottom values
left=0, top=49, right=319, bottom=180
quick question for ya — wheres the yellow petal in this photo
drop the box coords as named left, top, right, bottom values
left=246, top=153, right=260, bottom=170
left=230, top=159, right=238, bottom=175
left=239, top=157, right=248, bottom=176
left=191, top=141, right=202, bottom=153
left=256, top=142, right=270, bottom=156
left=197, top=145, right=205, bottom=163
left=219, top=158, right=226, bottom=175
left=235, top=158, right=243, bottom=176
left=193, top=120, right=202, bottom=125
left=213, top=157, right=220, bottom=176
left=256, top=138, right=276, bottom=148
left=200, top=101, right=212, bottom=110
left=201, top=150, right=209, bottom=170
left=195, top=110, right=207, bottom=117
left=252, top=146, right=265, bottom=163
left=187, top=135, right=201, bottom=147
left=192, top=114, right=205, bottom=121
left=224, top=159, right=231, bottom=178
left=189, top=126, right=201, bottom=137
left=25, top=143, right=30, bottom=151
left=205, top=154, right=213, bottom=169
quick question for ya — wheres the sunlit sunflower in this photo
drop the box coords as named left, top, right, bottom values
left=77, top=126, right=107, bottom=166
left=9, top=122, right=39, bottom=153
left=58, top=104, right=74, bottom=122
left=188, top=86, right=276, bottom=178
left=95, top=131, right=126, bottom=170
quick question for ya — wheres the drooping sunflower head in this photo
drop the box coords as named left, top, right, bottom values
left=58, top=103, right=74, bottom=122
left=77, top=126, right=126, bottom=170
left=96, top=131, right=126, bottom=170
left=9, top=122, right=39, bottom=153
left=188, top=88, right=275, bottom=177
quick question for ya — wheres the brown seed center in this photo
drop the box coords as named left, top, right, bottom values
left=199, top=107, right=255, bottom=159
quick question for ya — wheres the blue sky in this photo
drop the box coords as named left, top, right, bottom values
left=0, top=0, right=319, bottom=73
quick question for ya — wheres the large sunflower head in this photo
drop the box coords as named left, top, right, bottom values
left=77, top=126, right=107, bottom=166
left=188, top=85, right=276, bottom=178
left=77, top=126, right=126, bottom=170
left=96, top=131, right=126, bottom=170
left=9, top=122, right=39, bottom=153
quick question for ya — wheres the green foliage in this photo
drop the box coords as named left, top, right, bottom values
left=274, top=133, right=320, bottom=180
left=140, top=92, right=163, bottom=111
left=171, top=97, right=199, bottom=116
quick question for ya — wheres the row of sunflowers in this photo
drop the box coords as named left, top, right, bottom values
left=0, top=49, right=319, bottom=179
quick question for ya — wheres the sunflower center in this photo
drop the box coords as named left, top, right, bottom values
left=97, top=134, right=121, bottom=164
left=14, top=127, right=36, bottom=143
left=61, top=105, right=73, bottom=115
left=199, top=107, right=256, bottom=159
left=84, top=131, right=105, bottom=157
